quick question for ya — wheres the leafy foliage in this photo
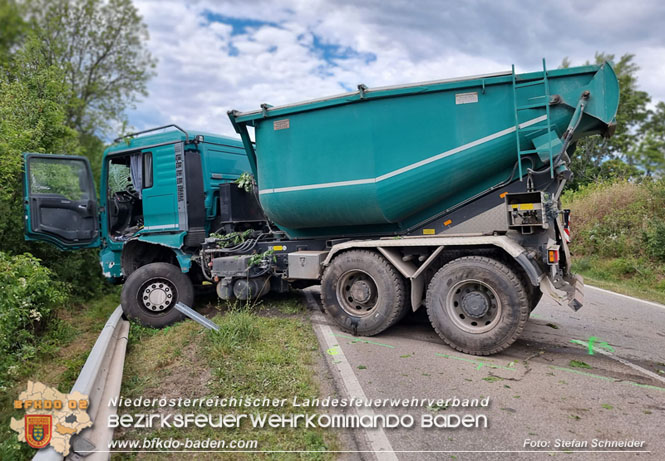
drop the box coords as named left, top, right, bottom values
left=248, top=248, right=276, bottom=267
left=0, top=35, right=80, bottom=251
left=209, top=229, right=253, bottom=247
left=635, top=101, right=665, bottom=176
left=0, top=0, right=24, bottom=66
left=0, top=252, right=68, bottom=388
left=234, top=172, right=255, bottom=192
left=563, top=179, right=665, bottom=298
left=644, top=221, right=665, bottom=262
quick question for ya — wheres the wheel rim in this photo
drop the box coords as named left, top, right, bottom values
left=446, top=279, right=502, bottom=334
left=336, top=269, right=380, bottom=318
left=137, top=278, right=178, bottom=314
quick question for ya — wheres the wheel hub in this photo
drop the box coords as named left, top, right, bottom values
left=141, top=282, right=173, bottom=312
left=350, top=280, right=372, bottom=303
left=446, top=280, right=501, bottom=334
left=460, top=291, right=490, bottom=318
left=337, top=270, right=380, bottom=318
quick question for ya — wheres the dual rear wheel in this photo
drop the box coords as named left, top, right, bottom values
left=322, top=252, right=530, bottom=355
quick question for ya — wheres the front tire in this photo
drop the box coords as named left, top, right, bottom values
left=425, top=256, right=529, bottom=355
left=121, top=262, right=193, bottom=328
left=321, top=250, right=407, bottom=336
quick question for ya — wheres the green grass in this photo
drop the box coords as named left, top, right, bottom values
left=572, top=258, right=665, bottom=304
left=114, top=297, right=338, bottom=460
left=0, top=292, right=120, bottom=460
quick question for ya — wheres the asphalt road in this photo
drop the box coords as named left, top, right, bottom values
left=306, top=285, right=665, bottom=460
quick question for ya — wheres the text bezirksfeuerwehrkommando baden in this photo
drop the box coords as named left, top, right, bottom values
left=109, top=396, right=490, bottom=430
left=108, top=412, right=489, bottom=430
left=110, top=395, right=489, bottom=409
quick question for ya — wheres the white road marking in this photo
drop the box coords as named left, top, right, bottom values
left=586, top=285, right=665, bottom=311
left=304, top=291, right=398, bottom=461
left=591, top=347, right=665, bottom=385
left=570, top=337, right=665, bottom=385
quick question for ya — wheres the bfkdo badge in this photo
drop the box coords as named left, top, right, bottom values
left=25, top=415, right=52, bottom=449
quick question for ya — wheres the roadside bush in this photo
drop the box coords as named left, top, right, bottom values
left=563, top=178, right=665, bottom=259
left=0, top=252, right=67, bottom=388
left=643, top=221, right=665, bottom=262
left=563, top=178, right=665, bottom=298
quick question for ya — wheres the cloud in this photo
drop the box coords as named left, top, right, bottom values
left=128, top=0, right=665, bottom=137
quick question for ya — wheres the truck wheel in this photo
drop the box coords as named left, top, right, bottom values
left=321, top=250, right=407, bottom=336
left=121, top=262, right=193, bottom=328
left=425, top=256, right=529, bottom=355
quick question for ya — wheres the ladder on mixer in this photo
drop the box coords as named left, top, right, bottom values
left=512, top=58, right=555, bottom=179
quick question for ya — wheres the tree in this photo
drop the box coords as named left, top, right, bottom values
left=635, top=102, right=665, bottom=176
left=0, top=0, right=25, bottom=66
left=27, top=0, right=156, bottom=136
left=0, top=35, right=78, bottom=251
left=566, top=53, right=651, bottom=187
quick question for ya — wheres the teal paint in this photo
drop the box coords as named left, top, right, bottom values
left=23, top=153, right=102, bottom=250
left=99, top=246, right=122, bottom=279
left=230, top=62, right=619, bottom=239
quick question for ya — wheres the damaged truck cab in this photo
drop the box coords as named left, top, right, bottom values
left=24, top=126, right=252, bottom=325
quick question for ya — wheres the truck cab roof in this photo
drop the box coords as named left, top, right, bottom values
left=104, top=128, right=244, bottom=156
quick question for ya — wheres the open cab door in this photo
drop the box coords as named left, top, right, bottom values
left=23, top=153, right=101, bottom=250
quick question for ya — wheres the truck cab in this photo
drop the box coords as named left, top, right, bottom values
left=24, top=125, right=256, bottom=326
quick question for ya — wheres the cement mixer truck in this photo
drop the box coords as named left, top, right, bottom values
left=23, top=60, right=619, bottom=355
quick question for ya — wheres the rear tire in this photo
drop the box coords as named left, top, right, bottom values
left=321, top=250, right=407, bottom=336
left=121, top=262, right=193, bottom=328
left=425, top=256, right=529, bottom=355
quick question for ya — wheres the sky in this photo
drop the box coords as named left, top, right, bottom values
left=129, top=0, right=665, bottom=137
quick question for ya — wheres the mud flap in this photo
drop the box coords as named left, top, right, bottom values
left=540, top=274, right=584, bottom=311
left=568, top=274, right=584, bottom=312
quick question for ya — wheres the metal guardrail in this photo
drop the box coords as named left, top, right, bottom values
left=33, top=305, right=129, bottom=461
left=175, top=302, right=219, bottom=331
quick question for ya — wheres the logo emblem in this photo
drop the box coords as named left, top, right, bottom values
left=25, top=415, right=52, bottom=449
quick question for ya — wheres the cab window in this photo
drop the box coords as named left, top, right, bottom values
left=30, top=157, right=91, bottom=201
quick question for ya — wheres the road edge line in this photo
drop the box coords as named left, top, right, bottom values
left=586, top=285, right=665, bottom=310
left=304, top=290, right=398, bottom=461
left=592, top=348, right=665, bottom=385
